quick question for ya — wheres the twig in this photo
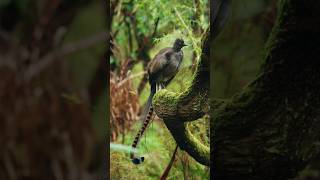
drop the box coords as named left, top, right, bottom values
left=151, top=17, right=160, bottom=39
left=160, top=145, right=179, bottom=180
left=174, top=7, right=201, bottom=58
left=117, top=71, right=146, bottom=87
left=125, top=19, right=133, bottom=52
left=112, top=17, right=125, bottom=38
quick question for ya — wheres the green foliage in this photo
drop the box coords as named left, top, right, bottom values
left=112, top=0, right=208, bottom=62
left=133, top=0, right=209, bottom=34
left=188, top=115, right=210, bottom=147
left=110, top=121, right=209, bottom=179
left=137, top=0, right=208, bottom=60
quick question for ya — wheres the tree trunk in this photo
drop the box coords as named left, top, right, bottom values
left=212, top=0, right=320, bottom=179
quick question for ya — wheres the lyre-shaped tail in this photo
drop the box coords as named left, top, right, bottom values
left=130, top=83, right=156, bottom=164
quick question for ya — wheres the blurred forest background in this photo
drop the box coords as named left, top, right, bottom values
left=0, top=0, right=106, bottom=179
left=213, top=0, right=277, bottom=98
left=213, top=1, right=320, bottom=179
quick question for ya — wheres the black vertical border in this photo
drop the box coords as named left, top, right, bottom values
left=105, top=0, right=110, bottom=179
left=210, top=0, right=214, bottom=178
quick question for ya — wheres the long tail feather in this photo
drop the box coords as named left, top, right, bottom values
left=130, top=83, right=156, bottom=164
left=141, top=82, right=156, bottom=123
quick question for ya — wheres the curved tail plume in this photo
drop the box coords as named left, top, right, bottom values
left=130, top=83, right=156, bottom=164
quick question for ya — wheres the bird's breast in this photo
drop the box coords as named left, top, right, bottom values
left=161, top=52, right=183, bottom=82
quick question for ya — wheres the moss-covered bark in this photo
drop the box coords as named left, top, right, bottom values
left=212, top=0, right=320, bottom=179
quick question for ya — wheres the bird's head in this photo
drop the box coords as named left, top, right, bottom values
left=173, top=38, right=187, bottom=51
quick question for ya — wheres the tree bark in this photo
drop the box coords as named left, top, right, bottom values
left=212, top=0, right=320, bottom=179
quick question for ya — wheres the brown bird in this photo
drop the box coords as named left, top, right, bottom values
left=130, top=38, right=187, bottom=164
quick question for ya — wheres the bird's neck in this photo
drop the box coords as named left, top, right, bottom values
left=173, top=46, right=181, bottom=52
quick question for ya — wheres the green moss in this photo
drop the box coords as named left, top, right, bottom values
left=152, top=86, right=210, bottom=165
left=185, top=123, right=210, bottom=162
left=110, top=121, right=209, bottom=179
left=188, top=115, right=210, bottom=146
left=153, top=89, right=179, bottom=109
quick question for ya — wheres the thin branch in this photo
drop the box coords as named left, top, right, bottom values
left=150, top=17, right=160, bottom=39
left=174, top=7, right=201, bottom=59
left=112, top=17, right=125, bottom=38
left=125, top=19, right=133, bottom=52
left=117, top=71, right=146, bottom=88
left=160, top=145, right=178, bottom=180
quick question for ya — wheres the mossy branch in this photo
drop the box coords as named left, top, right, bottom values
left=153, top=29, right=211, bottom=166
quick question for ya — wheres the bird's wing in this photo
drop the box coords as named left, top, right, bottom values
left=147, top=47, right=172, bottom=82
left=175, top=51, right=183, bottom=71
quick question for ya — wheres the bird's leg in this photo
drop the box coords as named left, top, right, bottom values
left=160, top=83, right=165, bottom=89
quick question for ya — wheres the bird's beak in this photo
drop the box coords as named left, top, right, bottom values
left=183, top=44, right=187, bottom=47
